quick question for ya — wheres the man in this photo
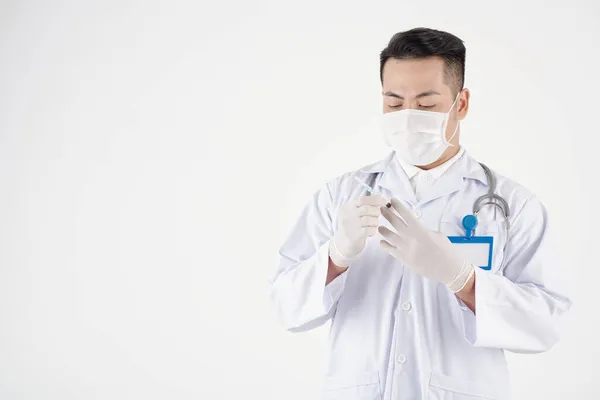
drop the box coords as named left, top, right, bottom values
left=269, top=27, right=571, bottom=400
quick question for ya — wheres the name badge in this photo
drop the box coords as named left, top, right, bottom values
left=447, top=235, right=494, bottom=271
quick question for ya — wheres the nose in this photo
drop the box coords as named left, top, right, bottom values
left=403, top=101, right=420, bottom=110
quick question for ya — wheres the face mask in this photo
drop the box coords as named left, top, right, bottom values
left=381, top=94, right=460, bottom=166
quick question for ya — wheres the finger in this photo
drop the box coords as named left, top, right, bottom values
left=357, top=195, right=389, bottom=208
left=390, top=198, right=417, bottom=225
left=380, top=204, right=409, bottom=230
left=378, top=225, right=404, bottom=246
left=356, top=204, right=383, bottom=218
left=379, top=239, right=398, bottom=253
left=380, top=240, right=404, bottom=259
left=365, top=226, right=377, bottom=237
left=359, top=215, right=379, bottom=227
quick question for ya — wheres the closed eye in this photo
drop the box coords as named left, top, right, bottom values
left=420, top=105, right=435, bottom=109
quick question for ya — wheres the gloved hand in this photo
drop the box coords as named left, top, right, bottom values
left=378, top=197, right=474, bottom=293
left=329, top=195, right=388, bottom=267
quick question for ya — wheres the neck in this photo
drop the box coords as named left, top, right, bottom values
left=419, top=145, right=460, bottom=170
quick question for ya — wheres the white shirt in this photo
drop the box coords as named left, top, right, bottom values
left=396, top=146, right=465, bottom=200
left=269, top=149, right=571, bottom=400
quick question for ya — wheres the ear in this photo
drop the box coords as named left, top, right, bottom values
left=456, top=88, right=470, bottom=121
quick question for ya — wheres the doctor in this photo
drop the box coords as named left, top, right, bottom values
left=269, top=27, right=571, bottom=400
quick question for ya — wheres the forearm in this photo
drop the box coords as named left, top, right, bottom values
left=326, top=257, right=348, bottom=285
left=456, top=272, right=476, bottom=313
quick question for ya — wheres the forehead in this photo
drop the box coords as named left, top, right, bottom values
left=382, top=57, right=451, bottom=95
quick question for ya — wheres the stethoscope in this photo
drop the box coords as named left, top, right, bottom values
left=368, top=162, right=511, bottom=269
left=469, top=163, right=510, bottom=269
left=471, top=163, right=510, bottom=235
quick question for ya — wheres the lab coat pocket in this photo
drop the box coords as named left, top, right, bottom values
left=429, top=372, right=498, bottom=399
left=322, top=371, right=381, bottom=400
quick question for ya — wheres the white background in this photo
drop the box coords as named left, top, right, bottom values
left=0, top=0, right=598, bottom=399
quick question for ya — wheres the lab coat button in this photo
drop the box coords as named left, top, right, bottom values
left=396, top=354, right=407, bottom=364
left=413, top=210, right=422, bottom=218
left=401, top=301, right=412, bottom=311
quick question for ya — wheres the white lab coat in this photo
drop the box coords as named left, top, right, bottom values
left=269, top=150, right=571, bottom=400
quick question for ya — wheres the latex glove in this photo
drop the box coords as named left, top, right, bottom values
left=329, top=195, right=388, bottom=267
left=378, top=197, right=474, bottom=292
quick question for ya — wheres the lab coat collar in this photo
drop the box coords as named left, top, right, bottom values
left=359, top=148, right=488, bottom=206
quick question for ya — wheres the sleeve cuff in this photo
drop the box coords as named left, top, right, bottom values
left=316, top=240, right=349, bottom=312
left=458, top=267, right=505, bottom=346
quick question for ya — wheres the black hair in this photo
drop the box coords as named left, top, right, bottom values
left=379, top=27, right=466, bottom=95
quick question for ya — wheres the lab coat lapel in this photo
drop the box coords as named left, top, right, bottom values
left=373, top=153, right=418, bottom=206
left=418, top=152, right=485, bottom=205
left=419, top=169, right=464, bottom=205
left=358, top=150, right=487, bottom=207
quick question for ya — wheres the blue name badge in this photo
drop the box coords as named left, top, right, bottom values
left=447, top=236, right=494, bottom=271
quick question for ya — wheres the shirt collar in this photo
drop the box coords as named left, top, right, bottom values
left=359, top=147, right=489, bottom=188
left=395, top=156, right=420, bottom=180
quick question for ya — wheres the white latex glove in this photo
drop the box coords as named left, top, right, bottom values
left=378, top=197, right=474, bottom=292
left=329, top=195, right=388, bottom=267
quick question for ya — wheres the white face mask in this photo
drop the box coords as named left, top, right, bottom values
left=381, top=94, right=460, bottom=166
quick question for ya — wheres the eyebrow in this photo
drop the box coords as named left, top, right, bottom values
left=383, top=90, right=441, bottom=99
